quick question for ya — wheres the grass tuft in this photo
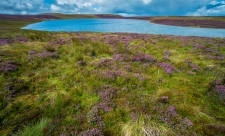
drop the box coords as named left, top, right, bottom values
left=16, top=118, right=51, bottom=136
left=121, top=116, right=173, bottom=136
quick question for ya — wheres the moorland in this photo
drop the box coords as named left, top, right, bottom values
left=0, top=14, right=225, bottom=136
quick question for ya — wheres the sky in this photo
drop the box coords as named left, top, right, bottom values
left=0, top=0, right=225, bottom=16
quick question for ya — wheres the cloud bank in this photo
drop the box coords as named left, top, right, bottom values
left=0, top=0, right=224, bottom=16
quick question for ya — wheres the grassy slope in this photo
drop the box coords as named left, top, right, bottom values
left=48, top=13, right=98, bottom=19
left=0, top=15, right=225, bottom=136
left=149, top=16, right=225, bottom=29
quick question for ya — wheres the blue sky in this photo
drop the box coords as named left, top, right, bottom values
left=0, top=0, right=225, bottom=16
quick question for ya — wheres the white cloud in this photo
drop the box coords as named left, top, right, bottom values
left=187, top=0, right=225, bottom=16
left=26, top=4, right=33, bottom=10
left=50, top=4, right=61, bottom=12
left=21, top=11, right=27, bottom=15
left=1, top=0, right=224, bottom=16
left=57, top=0, right=74, bottom=5
left=83, top=2, right=93, bottom=7
left=142, top=0, right=152, bottom=4
left=118, top=13, right=137, bottom=16
left=209, top=0, right=219, bottom=5
left=0, top=0, right=44, bottom=14
left=209, top=0, right=225, bottom=5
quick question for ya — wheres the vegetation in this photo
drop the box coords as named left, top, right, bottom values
left=15, top=118, right=52, bottom=136
left=149, top=16, right=225, bottom=29
left=0, top=15, right=225, bottom=135
left=47, top=13, right=97, bottom=19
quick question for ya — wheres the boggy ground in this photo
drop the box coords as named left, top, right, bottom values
left=0, top=15, right=225, bottom=136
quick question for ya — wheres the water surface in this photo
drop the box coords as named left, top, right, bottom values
left=22, top=19, right=225, bottom=38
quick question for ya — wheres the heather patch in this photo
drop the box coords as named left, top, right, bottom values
left=78, top=128, right=103, bottom=136
left=162, top=50, right=171, bottom=61
left=28, top=50, right=58, bottom=59
left=0, top=61, right=18, bottom=73
left=210, top=79, right=225, bottom=105
left=0, top=36, right=29, bottom=45
left=154, top=105, right=195, bottom=135
left=150, top=17, right=225, bottom=29
left=133, top=54, right=157, bottom=63
left=101, top=70, right=128, bottom=80
left=158, top=62, right=179, bottom=75
left=0, top=39, right=9, bottom=45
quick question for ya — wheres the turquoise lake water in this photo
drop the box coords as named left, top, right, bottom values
left=22, top=19, right=225, bottom=38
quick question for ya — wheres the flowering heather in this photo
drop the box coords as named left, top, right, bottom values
left=151, top=18, right=225, bottom=29
left=113, top=54, right=129, bottom=62
left=0, top=61, right=18, bottom=73
left=194, top=44, right=206, bottom=49
left=116, top=35, right=131, bottom=45
left=163, top=50, right=170, bottom=56
left=163, top=50, right=171, bottom=61
left=158, top=62, right=179, bottom=75
left=93, top=85, right=118, bottom=112
left=204, top=48, right=220, bottom=55
left=93, top=58, right=113, bottom=67
left=187, top=71, right=196, bottom=75
left=102, top=36, right=120, bottom=47
left=101, top=70, right=127, bottom=80
left=206, top=55, right=224, bottom=60
left=123, top=65, right=132, bottom=72
left=160, top=106, right=179, bottom=125
left=16, top=37, right=29, bottom=42
left=95, top=101, right=113, bottom=112
left=86, top=108, right=105, bottom=128
left=51, top=38, right=71, bottom=45
left=0, top=39, right=8, bottom=45
left=183, top=118, right=193, bottom=127
left=4, top=85, right=15, bottom=101
left=98, top=85, right=118, bottom=101
left=35, top=51, right=58, bottom=58
left=130, top=112, right=139, bottom=121
left=159, top=105, right=194, bottom=135
left=78, top=128, right=103, bottom=136
left=132, top=73, right=148, bottom=81
left=206, top=55, right=217, bottom=60
left=167, top=105, right=178, bottom=117
left=214, top=79, right=225, bottom=104
left=0, top=37, right=28, bottom=45
left=187, top=61, right=202, bottom=71
left=133, top=54, right=157, bottom=63
left=179, top=37, right=188, bottom=45
left=28, top=50, right=38, bottom=55
left=216, top=56, right=224, bottom=60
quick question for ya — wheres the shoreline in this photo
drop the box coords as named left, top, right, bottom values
left=1, top=14, right=225, bottom=29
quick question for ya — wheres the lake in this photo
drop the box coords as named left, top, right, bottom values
left=22, top=19, right=225, bottom=38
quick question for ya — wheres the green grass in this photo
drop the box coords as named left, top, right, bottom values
left=15, top=118, right=51, bottom=136
left=121, top=116, right=172, bottom=136
left=48, top=13, right=98, bottom=19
